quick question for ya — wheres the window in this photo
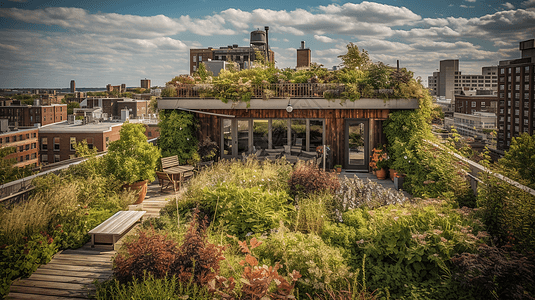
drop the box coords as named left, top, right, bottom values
left=70, top=137, right=76, bottom=151
left=25, top=154, right=29, bottom=161
left=193, top=56, right=196, bottom=62
left=500, top=68, right=505, bottom=74
left=26, top=134, right=29, bottom=139
left=25, top=144, right=29, bottom=151
left=54, top=154, right=60, bottom=163
left=471, top=101, right=476, bottom=107
left=20, top=156, right=23, bottom=162
left=42, top=154, right=48, bottom=162
left=199, top=56, right=202, bottom=61
left=516, top=67, right=521, bottom=73
left=5, top=137, right=9, bottom=143
left=54, top=137, right=60, bottom=151
left=193, top=66, right=196, bottom=72
left=13, top=135, right=16, bottom=142
left=86, top=137, right=93, bottom=150
left=105, top=137, right=110, bottom=148
left=41, top=137, right=47, bottom=150
left=515, top=109, right=519, bottom=116
left=19, top=146, right=23, bottom=152
left=148, top=131, right=152, bottom=137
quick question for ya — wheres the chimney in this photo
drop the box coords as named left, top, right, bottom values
left=301, top=41, right=305, bottom=49
left=397, top=60, right=399, bottom=71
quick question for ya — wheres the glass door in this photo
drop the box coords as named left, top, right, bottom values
left=222, top=119, right=251, bottom=159
left=345, top=119, right=368, bottom=170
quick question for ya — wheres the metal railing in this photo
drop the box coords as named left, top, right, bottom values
left=173, top=83, right=345, bottom=99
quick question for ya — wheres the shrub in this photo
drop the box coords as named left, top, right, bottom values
left=201, top=183, right=293, bottom=238
left=172, top=212, right=226, bottom=285
left=210, top=237, right=301, bottom=300
left=255, top=226, right=352, bottom=296
left=113, top=228, right=178, bottom=283
left=322, top=199, right=488, bottom=299
left=452, top=245, right=535, bottom=299
left=333, top=176, right=410, bottom=216
left=288, top=162, right=340, bottom=198
left=294, top=192, right=334, bottom=235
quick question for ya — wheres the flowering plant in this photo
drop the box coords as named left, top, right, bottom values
left=369, top=146, right=389, bottom=170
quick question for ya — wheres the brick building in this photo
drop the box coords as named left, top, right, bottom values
left=497, top=39, right=535, bottom=150
left=0, top=102, right=67, bottom=127
left=190, top=28, right=275, bottom=75
left=106, top=84, right=126, bottom=93
left=37, top=121, right=123, bottom=164
left=141, top=79, right=151, bottom=89
left=0, top=122, right=40, bottom=168
left=454, top=95, right=498, bottom=114
left=117, top=99, right=150, bottom=118
left=82, top=98, right=150, bottom=118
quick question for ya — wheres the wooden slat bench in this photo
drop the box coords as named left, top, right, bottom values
left=88, top=211, right=146, bottom=248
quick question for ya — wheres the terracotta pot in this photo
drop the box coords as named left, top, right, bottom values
left=376, top=168, right=387, bottom=180
left=336, top=167, right=342, bottom=173
left=123, top=180, right=148, bottom=204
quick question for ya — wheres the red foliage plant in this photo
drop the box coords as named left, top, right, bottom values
left=113, top=228, right=178, bottom=284
left=113, top=209, right=225, bottom=286
left=209, top=236, right=301, bottom=300
left=288, top=163, right=340, bottom=197
left=172, top=211, right=226, bottom=285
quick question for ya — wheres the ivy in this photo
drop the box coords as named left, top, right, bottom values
left=158, top=110, right=200, bottom=165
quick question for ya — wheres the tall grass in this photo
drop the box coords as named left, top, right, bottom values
left=0, top=182, right=79, bottom=245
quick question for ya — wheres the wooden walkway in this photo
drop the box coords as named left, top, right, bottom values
left=7, top=180, right=179, bottom=300
left=8, top=246, right=115, bottom=299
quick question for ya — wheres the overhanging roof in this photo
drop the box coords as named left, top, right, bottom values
left=158, top=98, right=419, bottom=111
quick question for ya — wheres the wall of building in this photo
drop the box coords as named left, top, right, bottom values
left=0, top=128, right=39, bottom=167
left=454, top=95, right=498, bottom=114
left=194, top=108, right=389, bottom=167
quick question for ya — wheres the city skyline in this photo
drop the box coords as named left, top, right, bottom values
left=0, top=0, right=534, bottom=88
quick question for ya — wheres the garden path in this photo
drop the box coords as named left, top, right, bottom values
left=338, top=170, right=411, bottom=198
left=7, top=180, right=179, bottom=300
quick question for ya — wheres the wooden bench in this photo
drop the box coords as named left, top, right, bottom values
left=88, top=211, right=146, bottom=248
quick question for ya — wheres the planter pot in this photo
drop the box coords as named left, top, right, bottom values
left=336, top=167, right=342, bottom=173
left=389, top=169, right=396, bottom=181
left=122, top=180, right=149, bottom=204
left=376, top=168, right=387, bottom=180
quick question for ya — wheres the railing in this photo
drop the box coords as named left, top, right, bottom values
left=173, top=83, right=346, bottom=99
left=425, top=140, right=535, bottom=197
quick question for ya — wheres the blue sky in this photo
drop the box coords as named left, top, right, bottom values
left=0, top=0, right=534, bottom=88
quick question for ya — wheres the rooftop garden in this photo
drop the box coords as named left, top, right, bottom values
left=161, top=43, right=423, bottom=105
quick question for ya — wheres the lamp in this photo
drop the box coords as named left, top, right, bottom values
left=286, top=102, right=293, bottom=113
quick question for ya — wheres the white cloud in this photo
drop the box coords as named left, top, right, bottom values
left=465, top=0, right=476, bottom=2
left=314, top=35, right=335, bottom=43
left=460, top=5, right=475, bottom=8
left=502, top=2, right=515, bottom=9
left=522, top=0, right=535, bottom=7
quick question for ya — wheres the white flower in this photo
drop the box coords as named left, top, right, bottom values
left=404, top=156, right=407, bottom=159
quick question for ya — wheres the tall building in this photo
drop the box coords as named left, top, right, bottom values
left=190, top=28, right=275, bottom=75
left=141, top=79, right=151, bottom=89
left=70, top=80, right=75, bottom=93
left=296, top=41, right=311, bottom=69
left=497, top=39, right=535, bottom=150
left=0, top=101, right=67, bottom=127
left=428, top=60, right=498, bottom=100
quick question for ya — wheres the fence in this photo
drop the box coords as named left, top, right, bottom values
left=173, top=83, right=346, bottom=99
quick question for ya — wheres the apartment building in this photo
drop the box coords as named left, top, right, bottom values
left=0, top=101, right=67, bottom=127
left=190, top=28, right=274, bottom=75
left=454, top=94, right=498, bottom=115
left=497, top=39, right=535, bottom=150
left=428, top=60, right=498, bottom=100
left=0, top=121, right=39, bottom=168
left=141, top=79, right=151, bottom=89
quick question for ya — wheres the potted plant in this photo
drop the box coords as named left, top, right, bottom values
left=334, top=165, right=342, bottom=173
left=105, top=122, right=161, bottom=204
left=369, top=146, right=389, bottom=180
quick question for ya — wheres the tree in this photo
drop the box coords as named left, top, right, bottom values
left=67, top=102, right=80, bottom=115
left=338, top=42, right=371, bottom=71
left=194, top=62, right=212, bottom=82
left=105, top=122, right=161, bottom=184
left=0, top=147, right=34, bottom=184
left=499, top=133, right=535, bottom=188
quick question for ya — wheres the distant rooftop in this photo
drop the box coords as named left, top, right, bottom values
left=37, top=120, right=124, bottom=134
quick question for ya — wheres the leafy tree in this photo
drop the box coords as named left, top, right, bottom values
left=337, top=42, right=371, bottom=71
left=194, top=62, right=212, bottom=82
left=105, top=122, right=161, bottom=184
left=161, top=86, right=177, bottom=97
left=0, top=147, right=34, bottom=184
left=67, top=102, right=79, bottom=115
left=499, top=133, right=535, bottom=189
left=148, top=96, right=158, bottom=114
left=158, top=110, right=200, bottom=164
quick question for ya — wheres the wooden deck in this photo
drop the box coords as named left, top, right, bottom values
left=8, top=245, right=115, bottom=299
left=7, top=180, right=179, bottom=299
